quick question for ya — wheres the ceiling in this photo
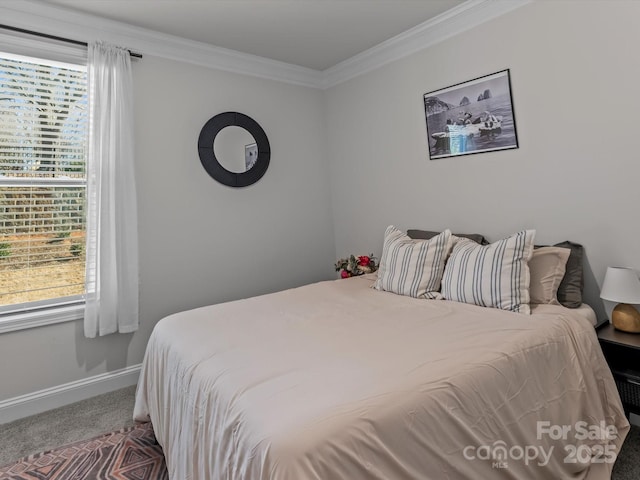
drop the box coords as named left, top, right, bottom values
left=41, top=0, right=465, bottom=71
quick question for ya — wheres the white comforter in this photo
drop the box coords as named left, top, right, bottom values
left=134, top=275, right=628, bottom=479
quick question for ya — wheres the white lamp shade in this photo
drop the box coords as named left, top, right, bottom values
left=600, top=267, right=640, bottom=304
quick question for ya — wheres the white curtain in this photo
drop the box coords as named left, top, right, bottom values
left=84, top=41, right=139, bottom=338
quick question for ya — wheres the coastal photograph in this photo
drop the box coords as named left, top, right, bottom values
left=423, top=70, right=518, bottom=160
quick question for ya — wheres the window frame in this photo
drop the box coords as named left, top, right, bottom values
left=0, top=36, right=89, bottom=333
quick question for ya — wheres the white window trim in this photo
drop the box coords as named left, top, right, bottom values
left=0, top=39, right=88, bottom=334
left=0, top=301, right=84, bottom=334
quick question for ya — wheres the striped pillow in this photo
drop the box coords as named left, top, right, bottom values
left=373, top=226, right=453, bottom=299
left=441, top=230, right=536, bottom=314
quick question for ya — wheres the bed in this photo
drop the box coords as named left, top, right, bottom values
left=133, top=273, right=628, bottom=480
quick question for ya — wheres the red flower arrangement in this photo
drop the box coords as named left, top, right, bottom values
left=335, top=254, right=378, bottom=278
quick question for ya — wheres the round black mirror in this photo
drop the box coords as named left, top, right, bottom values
left=198, top=112, right=270, bottom=187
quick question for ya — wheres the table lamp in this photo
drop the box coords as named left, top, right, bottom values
left=600, top=267, right=640, bottom=333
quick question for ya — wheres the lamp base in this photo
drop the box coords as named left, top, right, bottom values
left=612, top=303, right=640, bottom=333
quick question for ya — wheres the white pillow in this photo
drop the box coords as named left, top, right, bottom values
left=373, top=226, right=453, bottom=299
left=441, top=230, right=536, bottom=314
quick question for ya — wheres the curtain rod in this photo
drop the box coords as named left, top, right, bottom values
left=0, top=24, right=143, bottom=58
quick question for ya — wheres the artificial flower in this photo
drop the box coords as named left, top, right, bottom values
left=358, top=255, right=370, bottom=266
left=335, top=253, right=377, bottom=279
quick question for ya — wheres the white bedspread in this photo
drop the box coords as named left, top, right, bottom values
left=134, top=275, right=628, bottom=479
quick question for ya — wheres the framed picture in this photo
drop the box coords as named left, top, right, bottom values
left=423, top=69, right=518, bottom=160
left=244, top=143, right=258, bottom=170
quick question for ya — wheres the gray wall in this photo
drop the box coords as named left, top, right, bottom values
left=0, top=55, right=335, bottom=400
left=325, top=0, right=640, bottom=320
left=3, top=0, right=637, bottom=400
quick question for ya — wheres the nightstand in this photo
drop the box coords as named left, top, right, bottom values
left=596, top=320, right=640, bottom=417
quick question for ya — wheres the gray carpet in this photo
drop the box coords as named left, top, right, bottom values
left=0, top=385, right=136, bottom=467
left=613, top=424, right=640, bottom=479
left=0, top=386, right=638, bottom=478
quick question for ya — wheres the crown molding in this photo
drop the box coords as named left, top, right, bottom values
left=0, top=30, right=86, bottom=66
left=0, top=0, right=322, bottom=88
left=320, top=0, right=533, bottom=89
left=0, top=0, right=531, bottom=90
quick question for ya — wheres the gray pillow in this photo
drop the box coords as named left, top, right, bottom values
left=534, top=241, right=584, bottom=308
left=407, top=229, right=489, bottom=245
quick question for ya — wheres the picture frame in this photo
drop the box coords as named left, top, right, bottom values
left=423, top=69, right=519, bottom=160
left=244, top=142, right=258, bottom=170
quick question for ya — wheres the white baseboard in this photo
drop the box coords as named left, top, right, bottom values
left=0, top=364, right=141, bottom=424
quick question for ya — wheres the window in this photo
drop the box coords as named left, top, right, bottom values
left=0, top=51, right=87, bottom=315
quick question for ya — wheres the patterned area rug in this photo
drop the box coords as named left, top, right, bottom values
left=0, top=422, right=168, bottom=480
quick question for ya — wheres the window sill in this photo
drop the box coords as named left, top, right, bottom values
left=0, top=303, right=84, bottom=334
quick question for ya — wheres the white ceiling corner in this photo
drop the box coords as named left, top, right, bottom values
left=320, top=0, right=532, bottom=89
left=0, top=0, right=322, bottom=87
left=0, top=0, right=531, bottom=90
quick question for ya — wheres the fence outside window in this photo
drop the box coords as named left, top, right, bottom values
left=0, top=51, right=87, bottom=312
